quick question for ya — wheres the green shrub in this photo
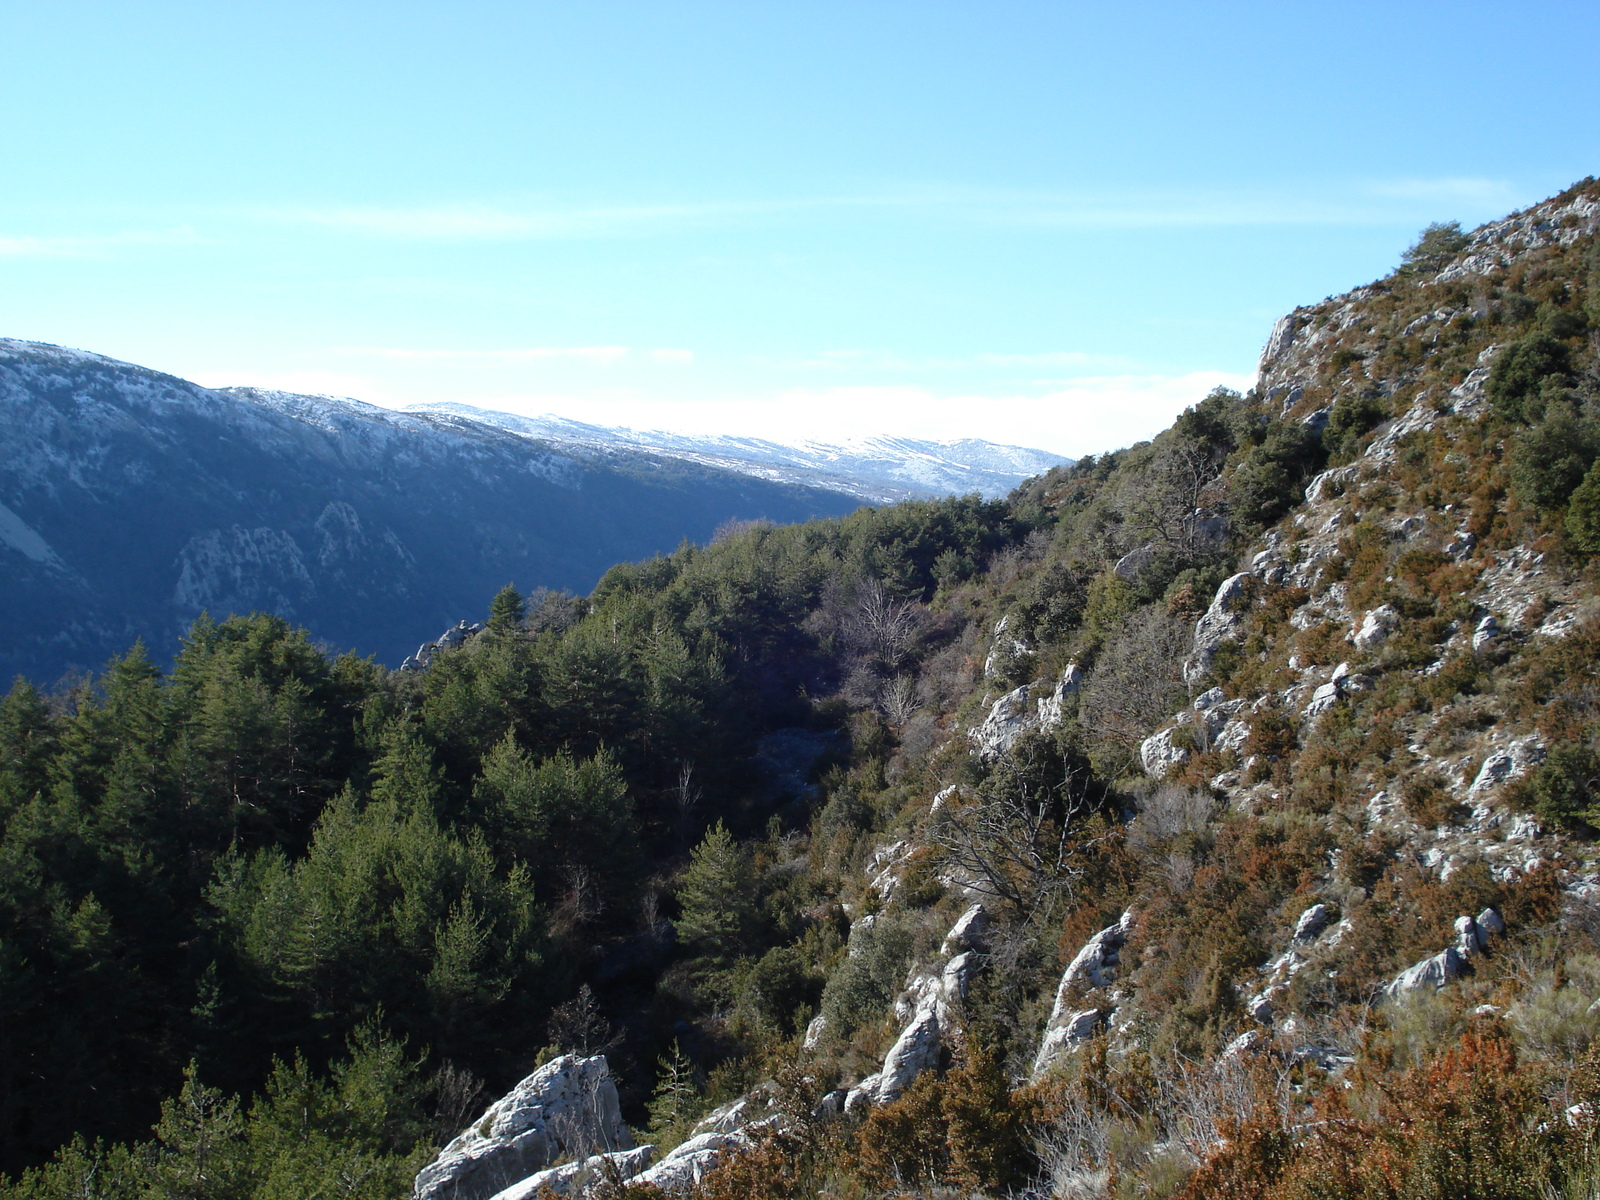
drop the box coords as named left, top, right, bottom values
left=1400, top=221, right=1472, bottom=275
left=1508, top=403, right=1598, bottom=510
left=1324, top=392, right=1388, bottom=461
left=1487, top=334, right=1574, bottom=422
left=1510, top=741, right=1600, bottom=830
left=1566, top=458, right=1600, bottom=551
left=818, top=914, right=915, bottom=1039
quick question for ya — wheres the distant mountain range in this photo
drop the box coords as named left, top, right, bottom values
left=0, top=339, right=1067, bottom=684
left=0, top=339, right=869, bottom=684
left=404, top=403, right=1068, bottom=503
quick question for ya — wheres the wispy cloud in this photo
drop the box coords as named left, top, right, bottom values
left=257, top=176, right=1523, bottom=243
left=0, top=227, right=205, bottom=258
left=341, top=345, right=631, bottom=363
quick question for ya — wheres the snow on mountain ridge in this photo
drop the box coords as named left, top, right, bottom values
left=406, top=401, right=1068, bottom=501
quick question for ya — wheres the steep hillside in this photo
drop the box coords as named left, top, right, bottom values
left=0, top=342, right=860, bottom=683
left=3, top=178, right=1600, bottom=1200
left=408, top=402, right=1069, bottom=503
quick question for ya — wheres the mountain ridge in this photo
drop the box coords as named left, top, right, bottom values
left=402, top=400, right=1069, bottom=503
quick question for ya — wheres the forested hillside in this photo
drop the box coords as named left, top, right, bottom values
left=4, top=178, right=1600, bottom=1200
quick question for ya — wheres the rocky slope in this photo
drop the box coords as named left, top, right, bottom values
left=399, top=179, right=1600, bottom=1199
left=0, top=341, right=860, bottom=683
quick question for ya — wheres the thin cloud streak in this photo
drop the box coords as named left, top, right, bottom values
left=0, top=227, right=206, bottom=258
left=341, top=345, right=631, bottom=363
left=258, top=176, right=1520, bottom=242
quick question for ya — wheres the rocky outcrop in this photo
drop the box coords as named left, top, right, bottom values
left=1183, top=572, right=1253, bottom=687
left=1033, top=911, right=1134, bottom=1077
left=485, top=1147, right=653, bottom=1200
left=969, top=664, right=1084, bottom=758
left=633, top=1127, right=762, bottom=1194
left=401, top=619, right=486, bottom=671
left=1386, top=909, right=1504, bottom=996
left=414, top=1055, right=632, bottom=1200
left=1350, top=604, right=1400, bottom=652
left=1036, top=664, right=1085, bottom=731
left=844, top=905, right=990, bottom=1112
left=969, top=684, right=1040, bottom=759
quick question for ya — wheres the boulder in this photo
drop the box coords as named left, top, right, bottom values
left=1032, top=1009, right=1104, bottom=1073
left=1350, top=605, right=1401, bottom=651
left=1303, top=682, right=1342, bottom=719
left=940, top=903, right=991, bottom=956
left=689, top=1097, right=751, bottom=1137
left=1032, top=911, right=1134, bottom=1077
left=847, top=995, right=944, bottom=1110
left=1472, top=614, right=1500, bottom=652
left=415, top=1055, right=632, bottom=1200
left=1184, top=572, right=1254, bottom=687
left=1139, top=726, right=1191, bottom=777
left=1112, top=544, right=1157, bottom=582
left=1386, top=947, right=1464, bottom=996
left=1292, top=903, right=1330, bottom=942
left=1468, top=738, right=1546, bottom=801
left=633, top=1128, right=754, bottom=1194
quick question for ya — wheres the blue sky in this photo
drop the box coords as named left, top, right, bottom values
left=1, top=2, right=1595, bottom=456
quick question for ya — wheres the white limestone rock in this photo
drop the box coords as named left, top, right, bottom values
left=1387, top=947, right=1464, bottom=995
left=969, top=684, right=1039, bottom=759
left=1032, top=1008, right=1105, bottom=1072
left=847, top=995, right=944, bottom=1110
left=1351, top=605, right=1401, bottom=651
left=1472, top=614, right=1501, bottom=653
left=1292, top=903, right=1330, bottom=942
left=485, top=1146, right=654, bottom=1200
left=633, top=1128, right=754, bottom=1194
left=940, top=903, right=991, bottom=956
left=1032, top=912, right=1134, bottom=1077
left=1303, top=681, right=1342, bottom=719
left=1184, top=572, right=1254, bottom=687
left=1036, top=664, right=1085, bottom=731
left=1139, top=726, right=1191, bottom=777
left=1468, top=738, right=1546, bottom=801
left=415, top=1055, right=632, bottom=1200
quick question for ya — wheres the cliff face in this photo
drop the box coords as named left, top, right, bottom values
left=0, top=341, right=860, bottom=683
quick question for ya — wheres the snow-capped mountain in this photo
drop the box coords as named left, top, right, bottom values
left=0, top=339, right=859, bottom=683
left=405, top=403, right=1069, bottom=503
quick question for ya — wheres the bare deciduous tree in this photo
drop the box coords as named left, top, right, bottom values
left=932, top=746, right=1107, bottom=921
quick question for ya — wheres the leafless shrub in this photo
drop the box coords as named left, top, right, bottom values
left=547, top=983, right=622, bottom=1057
left=1129, top=783, right=1216, bottom=852
left=879, top=674, right=920, bottom=725
left=1080, top=607, right=1190, bottom=773
left=429, top=1061, right=487, bottom=1143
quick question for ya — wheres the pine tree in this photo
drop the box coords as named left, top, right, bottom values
left=487, top=583, right=526, bottom=635
left=674, top=821, right=758, bottom=964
